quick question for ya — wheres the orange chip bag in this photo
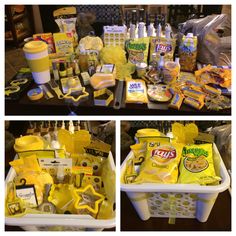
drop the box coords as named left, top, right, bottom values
left=134, top=141, right=183, bottom=184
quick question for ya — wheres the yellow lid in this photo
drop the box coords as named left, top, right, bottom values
left=23, top=41, right=48, bottom=54
left=135, top=128, right=161, bottom=137
left=14, top=135, right=44, bottom=152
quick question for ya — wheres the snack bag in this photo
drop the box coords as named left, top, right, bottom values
left=33, top=33, right=55, bottom=54
left=178, top=143, right=221, bottom=185
left=149, top=37, right=176, bottom=63
left=53, top=33, right=74, bottom=54
left=53, top=7, right=78, bottom=47
left=130, top=143, right=146, bottom=165
left=126, top=37, right=149, bottom=64
left=125, top=79, right=148, bottom=104
left=179, top=33, right=198, bottom=72
left=134, top=141, right=183, bottom=184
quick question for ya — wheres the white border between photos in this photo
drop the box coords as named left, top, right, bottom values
left=1, top=0, right=235, bottom=235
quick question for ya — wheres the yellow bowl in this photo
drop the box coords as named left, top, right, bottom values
left=14, top=135, right=44, bottom=152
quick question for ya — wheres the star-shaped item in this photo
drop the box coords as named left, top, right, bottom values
left=64, top=87, right=89, bottom=102
left=74, top=184, right=104, bottom=214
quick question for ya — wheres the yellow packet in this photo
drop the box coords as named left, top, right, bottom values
left=134, top=141, right=182, bottom=184
left=76, top=153, right=104, bottom=175
left=123, top=158, right=137, bottom=184
left=178, top=143, right=221, bottom=185
left=53, top=33, right=74, bottom=54
left=125, top=79, right=148, bottom=104
left=179, top=34, right=198, bottom=72
left=138, top=136, right=170, bottom=144
left=130, top=143, right=146, bottom=165
left=126, top=37, right=150, bottom=64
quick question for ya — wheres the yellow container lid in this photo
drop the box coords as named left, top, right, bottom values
left=23, top=41, right=48, bottom=54
left=135, top=128, right=161, bottom=138
left=14, top=135, right=44, bottom=152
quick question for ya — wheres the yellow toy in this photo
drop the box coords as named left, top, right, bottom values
left=48, top=184, right=77, bottom=214
left=74, top=184, right=104, bottom=216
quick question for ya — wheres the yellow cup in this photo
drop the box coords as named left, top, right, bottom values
left=23, top=41, right=50, bottom=84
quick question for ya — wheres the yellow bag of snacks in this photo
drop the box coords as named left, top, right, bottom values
left=178, top=143, right=221, bottom=185
left=126, top=37, right=150, bottom=64
left=125, top=79, right=148, bottom=104
left=179, top=33, right=198, bottom=72
left=130, top=143, right=146, bottom=165
left=134, top=141, right=183, bottom=184
left=53, top=33, right=74, bottom=54
left=149, top=37, right=176, bottom=63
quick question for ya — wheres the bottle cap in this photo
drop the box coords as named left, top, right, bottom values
left=187, top=33, right=194, bottom=38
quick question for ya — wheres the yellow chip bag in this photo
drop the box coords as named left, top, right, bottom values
left=134, top=141, right=182, bottom=184
left=149, top=37, right=176, bottom=63
left=125, top=79, right=148, bottom=104
left=178, top=143, right=221, bottom=185
left=126, top=37, right=150, bottom=64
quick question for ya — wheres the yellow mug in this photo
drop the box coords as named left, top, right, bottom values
left=23, top=41, right=50, bottom=84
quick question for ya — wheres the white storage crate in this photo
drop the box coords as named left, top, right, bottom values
left=5, top=153, right=116, bottom=231
left=120, top=143, right=230, bottom=222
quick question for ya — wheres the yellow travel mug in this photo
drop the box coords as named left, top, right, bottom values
left=23, top=41, right=50, bottom=84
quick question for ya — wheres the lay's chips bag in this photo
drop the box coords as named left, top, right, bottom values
left=134, top=141, right=183, bottom=184
left=178, top=143, right=221, bottom=185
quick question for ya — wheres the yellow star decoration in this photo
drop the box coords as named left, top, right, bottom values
left=74, top=184, right=104, bottom=214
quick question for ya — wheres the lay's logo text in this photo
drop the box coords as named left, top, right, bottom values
left=156, top=44, right=172, bottom=52
left=152, top=147, right=176, bottom=159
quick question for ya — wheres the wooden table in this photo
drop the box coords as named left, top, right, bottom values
left=5, top=82, right=231, bottom=116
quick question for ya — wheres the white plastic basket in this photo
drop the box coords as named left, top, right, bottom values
left=5, top=153, right=116, bottom=231
left=120, top=143, right=230, bottom=222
